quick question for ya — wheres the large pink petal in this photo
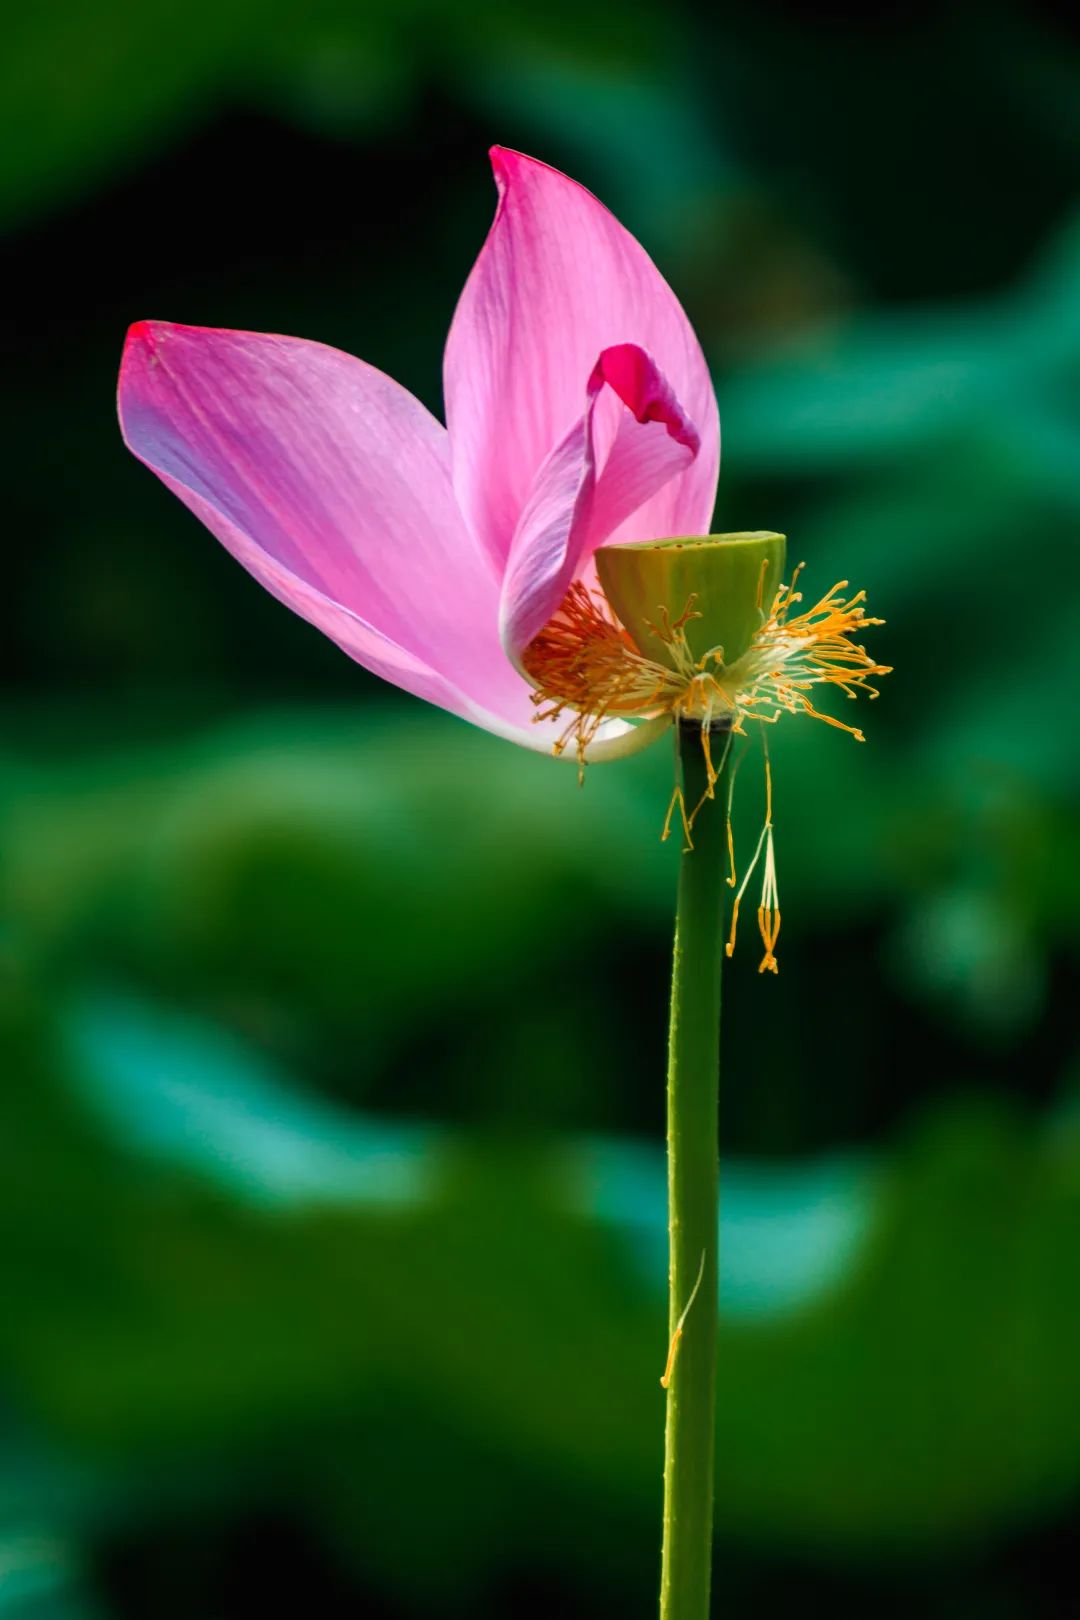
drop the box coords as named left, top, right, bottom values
left=117, top=321, right=636, bottom=755
left=445, top=147, right=720, bottom=575
left=499, top=344, right=699, bottom=658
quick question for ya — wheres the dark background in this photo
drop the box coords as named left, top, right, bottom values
left=2, top=1, right=1079, bottom=1616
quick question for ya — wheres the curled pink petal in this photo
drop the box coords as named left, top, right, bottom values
left=445, top=147, right=720, bottom=574
left=499, top=344, right=699, bottom=659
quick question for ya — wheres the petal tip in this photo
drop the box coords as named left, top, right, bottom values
left=121, top=319, right=176, bottom=376
left=122, top=319, right=153, bottom=361
left=118, top=322, right=155, bottom=425
left=488, top=145, right=561, bottom=189
left=118, top=320, right=174, bottom=427
left=488, top=144, right=523, bottom=197
left=124, top=318, right=171, bottom=349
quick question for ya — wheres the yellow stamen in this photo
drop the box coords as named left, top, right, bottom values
left=662, top=782, right=693, bottom=851
left=726, top=803, right=767, bottom=960
left=724, top=735, right=749, bottom=890
left=728, top=569, right=892, bottom=738
left=725, top=743, right=783, bottom=969
left=660, top=726, right=734, bottom=853
left=522, top=565, right=890, bottom=971
left=522, top=582, right=684, bottom=776
left=756, top=744, right=780, bottom=974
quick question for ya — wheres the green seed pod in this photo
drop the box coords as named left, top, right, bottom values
left=595, top=532, right=787, bottom=670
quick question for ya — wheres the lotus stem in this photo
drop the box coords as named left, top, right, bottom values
left=659, top=719, right=727, bottom=1620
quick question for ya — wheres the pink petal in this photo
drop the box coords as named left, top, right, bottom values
left=119, top=324, right=495, bottom=710
left=118, top=322, right=639, bottom=757
left=499, top=344, right=700, bottom=658
left=445, top=148, right=720, bottom=575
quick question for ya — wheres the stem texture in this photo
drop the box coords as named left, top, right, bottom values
left=660, top=722, right=727, bottom=1620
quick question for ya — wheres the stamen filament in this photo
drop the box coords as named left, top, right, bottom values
left=660, top=1248, right=707, bottom=1389
left=756, top=745, right=780, bottom=973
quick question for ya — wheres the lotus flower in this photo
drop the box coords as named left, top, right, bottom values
left=118, top=152, right=892, bottom=1620
left=118, top=148, right=720, bottom=760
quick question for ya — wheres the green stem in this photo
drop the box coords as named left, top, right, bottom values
left=660, top=721, right=728, bottom=1620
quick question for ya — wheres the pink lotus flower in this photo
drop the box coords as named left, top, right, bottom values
left=119, top=148, right=719, bottom=760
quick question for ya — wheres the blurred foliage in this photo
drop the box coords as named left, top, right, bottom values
left=0, top=975, right=1078, bottom=1606
left=2, top=0, right=1079, bottom=1615
left=0, top=0, right=678, bottom=231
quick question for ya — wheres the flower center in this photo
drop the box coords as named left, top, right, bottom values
left=523, top=566, right=888, bottom=755
left=521, top=544, right=892, bottom=974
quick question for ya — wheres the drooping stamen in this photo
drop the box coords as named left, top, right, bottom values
left=726, top=743, right=781, bottom=971
left=755, top=745, right=780, bottom=974
left=724, top=734, right=750, bottom=890
left=661, top=724, right=734, bottom=852
left=662, top=777, right=694, bottom=851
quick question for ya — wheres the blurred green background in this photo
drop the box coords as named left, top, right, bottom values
left=3, top=1, right=1079, bottom=1615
